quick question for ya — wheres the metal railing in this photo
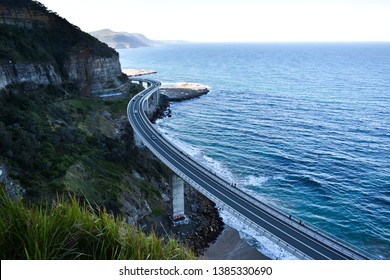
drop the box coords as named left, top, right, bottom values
left=128, top=78, right=370, bottom=260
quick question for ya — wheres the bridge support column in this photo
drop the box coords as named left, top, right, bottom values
left=133, top=132, right=144, bottom=148
left=143, top=99, right=149, bottom=115
left=172, top=174, right=187, bottom=225
left=146, top=90, right=160, bottom=117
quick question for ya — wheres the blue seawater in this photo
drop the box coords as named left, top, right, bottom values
left=119, top=43, right=390, bottom=259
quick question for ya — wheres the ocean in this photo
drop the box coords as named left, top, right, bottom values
left=118, top=43, right=390, bottom=259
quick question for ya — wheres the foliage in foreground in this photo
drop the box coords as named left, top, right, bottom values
left=0, top=187, right=194, bottom=260
left=0, top=83, right=148, bottom=206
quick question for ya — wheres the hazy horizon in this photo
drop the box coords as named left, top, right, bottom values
left=39, top=0, right=390, bottom=43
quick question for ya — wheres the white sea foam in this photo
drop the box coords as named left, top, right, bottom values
left=220, top=176, right=298, bottom=260
left=156, top=125, right=202, bottom=157
left=219, top=209, right=299, bottom=260
left=155, top=125, right=234, bottom=182
left=243, top=174, right=285, bottom=187
left=200, top=154, right=235, bottom=183
left=155, top=124, right=298, bottom=259
left=238, top=175, right=287, bottom=211
left=245, top=175, right=269, bottom=186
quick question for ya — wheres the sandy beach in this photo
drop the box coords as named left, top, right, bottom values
left=202, top=226, right=269, bottom=260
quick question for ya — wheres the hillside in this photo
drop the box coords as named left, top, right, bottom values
left=90, top=29, right=161, bottom=49
left=0, top=0, right=223, bottom=259
left=0, top=0, right=123, bottom=95
left=0, top=82, right=222, bottom=257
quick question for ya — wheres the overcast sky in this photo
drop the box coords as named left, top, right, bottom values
left=38, top=0, right=390, bottom=42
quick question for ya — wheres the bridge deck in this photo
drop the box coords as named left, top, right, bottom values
left=127, top=78, right=369, bottom=260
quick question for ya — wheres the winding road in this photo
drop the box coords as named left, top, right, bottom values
left=127, top=78, right=369, bottom=260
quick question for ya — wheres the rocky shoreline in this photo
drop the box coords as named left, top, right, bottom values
left=152, top=184, right=224, bottom=256
left=160, top=83, right=210, bottom=101
left=148, top=84, right=268, bottom=259
left=146, top=96, right=223, bottom=256
left=140, top=148, right=266, bottom=259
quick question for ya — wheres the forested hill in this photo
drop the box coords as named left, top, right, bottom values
left=0, top=0, right=123, bottom=95
left=0, top=0, right=221, bottom=260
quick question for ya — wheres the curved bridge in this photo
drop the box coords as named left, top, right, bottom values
left=127, top=78, right=369, bottom=260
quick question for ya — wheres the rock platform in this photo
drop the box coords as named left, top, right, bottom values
left=123, top=69, right=157, bottom=77
left=160, top=83, right=210, bottom=101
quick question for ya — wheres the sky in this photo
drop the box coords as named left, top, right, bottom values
left=38, top=0, right=390, bottom=42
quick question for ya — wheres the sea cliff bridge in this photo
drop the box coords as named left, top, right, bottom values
left=127, top=78, right=369, bottom=260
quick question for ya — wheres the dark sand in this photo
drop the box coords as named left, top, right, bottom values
left=202, top=226, right=269, bottom=260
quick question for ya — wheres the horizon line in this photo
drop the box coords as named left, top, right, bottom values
left=164, top=40, right=390, bottom=44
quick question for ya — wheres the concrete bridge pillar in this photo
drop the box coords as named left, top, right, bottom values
left=142, top=98, right=148, bottom=114
left=146, top=90, right=160, bottom=117
left=133, top=132, right=144, bottom=148
left=172, top=174, right=187, bottom=225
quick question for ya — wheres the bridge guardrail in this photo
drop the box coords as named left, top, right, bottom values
left=128, top=78, right=370, bottom=260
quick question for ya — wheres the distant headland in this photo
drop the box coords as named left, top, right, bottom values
left=89, top=29, right=188, bottom=49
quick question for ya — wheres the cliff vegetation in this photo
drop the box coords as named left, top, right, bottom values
left=0, top=81, right=200, bottom=258
left=0, top=186, right=194, bottom=260
left=0, top=0, right=122, bottom=94
left=0, top=0, right=222, bottom=259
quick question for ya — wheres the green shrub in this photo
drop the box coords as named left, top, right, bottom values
left=0, top=187, right=194, bottom=260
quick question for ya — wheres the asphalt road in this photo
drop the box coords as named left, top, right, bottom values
left=127, top=78, right=369, bottom=260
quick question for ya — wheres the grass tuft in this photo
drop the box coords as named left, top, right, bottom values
left=0, top=186, right=194, bottom=260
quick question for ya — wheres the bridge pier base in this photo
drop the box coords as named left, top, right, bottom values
left=133, top=132, right=144, bottom=148
left=172, top=174, right=188, bottom=225
left=147, top=90, right=160, bottom=117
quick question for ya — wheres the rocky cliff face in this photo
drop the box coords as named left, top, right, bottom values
left=64, top=52, right=122, bottom=94
left=0, top=63, right=62, bottom=89
left=0, top=0, right=123, bottom=95
left=0, top=3, right=55, bottom=28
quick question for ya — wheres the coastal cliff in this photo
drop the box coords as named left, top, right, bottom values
left=0, top=63, right=62, bottom=88
left=0, top=0, right=122, bottom=95
left=0, top=0, right=223, bottom=259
